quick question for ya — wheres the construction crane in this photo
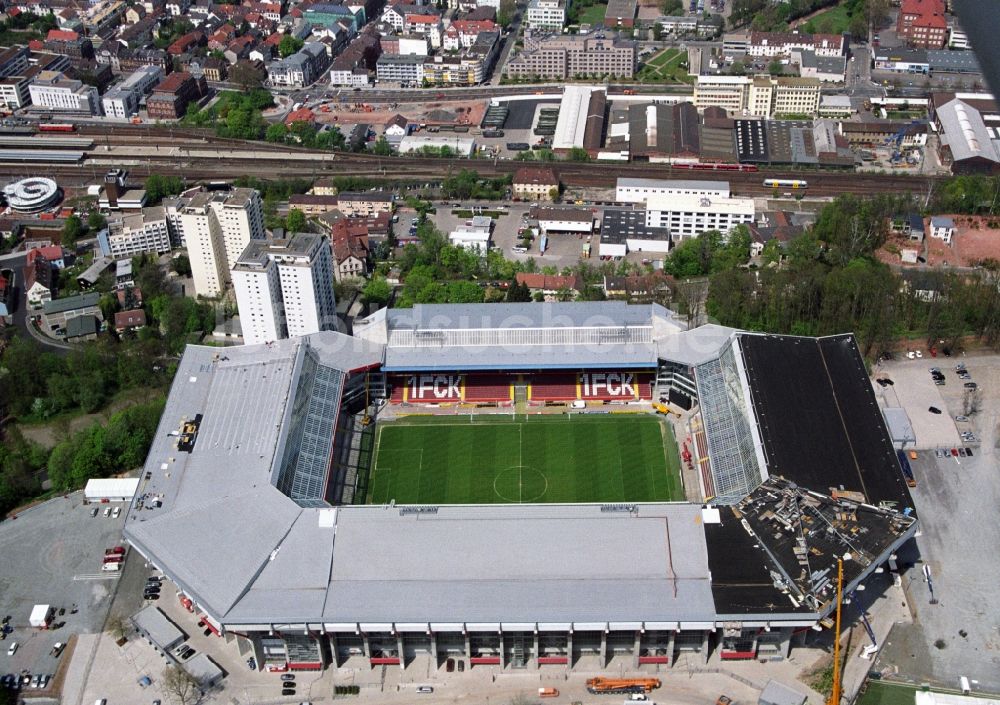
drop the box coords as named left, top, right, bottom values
left=883, top=119, right=922, bottom=164
left=828, top=559, right=844, bottom=705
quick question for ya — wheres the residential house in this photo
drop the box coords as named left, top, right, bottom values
left=513, top=166, right=559, bottom=201
left=516, top=272, right=582, bottom=300
left=267, top=42, right=328, bottom=88
left=114, top=308, right=147, bottom=332
left=442, top=19, right=498, bottom=50
left=328, top=218, right=370, bottom=281
left=930, top=215, right=955, bottom=243
left=384, top=113, right=408, bottom=137
left=27, top=245, right=66, bottom=269
left=24, top=256, right=54, bottom=307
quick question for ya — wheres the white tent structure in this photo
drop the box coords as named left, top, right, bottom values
left=85, top=478, right=140, bottom=503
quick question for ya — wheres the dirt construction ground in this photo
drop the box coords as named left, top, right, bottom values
left=314, top=97, right=488, bottom=132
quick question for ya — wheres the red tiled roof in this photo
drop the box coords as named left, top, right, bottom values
left=114, top=309, right=147, bottom=328
left=27, top=245, right=63, bottom=263
left=516, top=272, right=581, bottom=291
left=46, top=29, right=79, bottom=41
left=284, top=107, right=315, bottom=125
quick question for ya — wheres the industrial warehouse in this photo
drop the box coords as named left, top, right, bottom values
left=124, top=302, right=918, bottom=673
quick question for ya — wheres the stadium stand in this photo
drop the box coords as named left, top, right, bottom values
left=529, top=373, right=579, bottom=401
left=463, top=374, right=514, bottom=403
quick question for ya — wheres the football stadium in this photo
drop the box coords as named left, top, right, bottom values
left=124, top=302, right=918, bottom=673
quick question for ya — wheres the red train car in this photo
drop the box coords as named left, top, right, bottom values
left=38, top=123, right=76, bottom=132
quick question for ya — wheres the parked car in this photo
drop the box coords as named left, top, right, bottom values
left=966, top=447, right=974, bottom=456
left=281, top=674, right=296, bottom=682
left=964, top=382, right=978, bottom=389
left=951, top=448, right=959, bottom=456
left=958, top=448, right=967, bottom=457
left=7, top=642, right=17, bottom=656
left=143, top=593, right=159, bottom=601
left=417, top=686, right=434, bottom=693
left=90, top=507, right=99, bottom=517
left=112, top=507, right=121, bottom=518
left=103, top=507, right=111, bottom=518
left=282, top=689, right=297, bottom=696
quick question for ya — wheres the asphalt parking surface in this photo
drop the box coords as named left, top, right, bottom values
left=0, top=491, right=127, bottom=683
left=873, top=353, right=1000, bottom=693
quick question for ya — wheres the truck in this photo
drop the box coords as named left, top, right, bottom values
left=539, top=688, right=560, bottom=698
left=586, top=678, right=661, bottom=695
left=29, top=604, right=53, bottom=629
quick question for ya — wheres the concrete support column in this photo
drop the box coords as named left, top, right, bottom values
left=667, top=632, right=675, bottom=666
left=778, top=628, right=793, bottom=658
left=464, top=631, right=471, bottom=660
left=533, top=632, right=540, bottom=669
left=330, top=634, right=340, bottom=668
left=500, top=631, right=506, bottom=670
left=361, top=632, right=370, bottom=659
left=600, top=631, right=607, bottom=668
left=430, top=632, right=438, bottom=668
left=397, top=633, right=406, bottom=667
left=567, top=631, right=574, bottom=670
left=701, top=631, right=710, bottom=664
left=633, top=631, right=642, bottom=669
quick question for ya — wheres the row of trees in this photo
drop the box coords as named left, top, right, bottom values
left=46, top=399, right=165, bottom=493
left=681, top=192, right=1000, bottom=358
left=265, top=121, right=346, bottom=151
left=183, top=89, right=273, bottom=140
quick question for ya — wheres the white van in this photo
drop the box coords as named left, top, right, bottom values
left=6, top=642, right=17, bottom=656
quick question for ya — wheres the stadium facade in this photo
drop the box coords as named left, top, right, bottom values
left=124, top=302, right=918, bottom=672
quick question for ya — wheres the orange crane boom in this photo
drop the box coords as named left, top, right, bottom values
left=828, top=559, right=844, bottom=705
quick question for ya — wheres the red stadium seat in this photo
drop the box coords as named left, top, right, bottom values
left=464, top=375, right=514, bottom=403
left=529, top=374, right=578, bottom=401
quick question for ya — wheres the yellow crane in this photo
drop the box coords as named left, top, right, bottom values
left=828, top=558, right=844, bottom=705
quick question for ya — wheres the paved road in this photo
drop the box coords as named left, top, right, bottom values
left=1, top=251, right=73, bottom=352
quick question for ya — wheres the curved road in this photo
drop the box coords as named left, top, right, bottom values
left=0, top=251, right=74, bottom=353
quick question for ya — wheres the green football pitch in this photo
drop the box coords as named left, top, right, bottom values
left=367, top=414, right=683, bottom=505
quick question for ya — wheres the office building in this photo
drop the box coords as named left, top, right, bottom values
left=643, top=193, right=754, bottom=239
left=101, top=65, right=163, bottom=119
left=616, top=178, right=730, bottom=203
left=28, top=71, right=101, bottom=114
left=504, top=35, right=636, bottom=80
left=232, top=233, right=337, bottom=345
left=525, top=0, right=566, bottom=30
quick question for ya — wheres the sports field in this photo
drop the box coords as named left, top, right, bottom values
left=368, top=415, right=683, bottom=505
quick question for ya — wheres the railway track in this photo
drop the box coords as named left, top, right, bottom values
left=0, top=126, right=943, bottom=197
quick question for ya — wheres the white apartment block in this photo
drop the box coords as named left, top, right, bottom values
left=526, top=0, right=566, bottom=29
left=232, top=233, right=337, bottom=345
left=104, top=206, right=171, bottom=258
left=643, top=194, right=755, bottom=240
left=182, top=188, right=265, bottom=298
left=28, top=71, right=101, bottom=114
left=616, top=178, right=730, bottom=203
left=101, top=65, right=163, bottom=119
left=694, top=75, right=820, bottom=117
left=0, top=74, right=31, bottom=109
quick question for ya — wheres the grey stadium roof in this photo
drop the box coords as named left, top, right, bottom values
left=356, top=302, right=688, bottom=371
left=126, top=333, right=720, bottom=627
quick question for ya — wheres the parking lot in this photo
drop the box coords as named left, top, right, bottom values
left=874, top=358, right=965, bottom=449
left=0, top=490, right=128, bottom=694
left=872, top=352, right=1000, bottom=693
